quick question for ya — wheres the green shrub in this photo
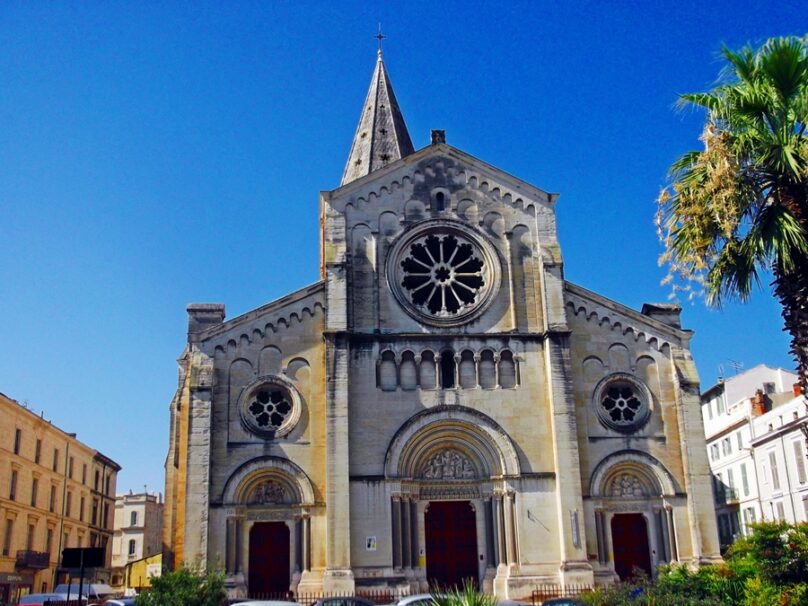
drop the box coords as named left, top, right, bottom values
left=135, top=565, right=226, bottom=606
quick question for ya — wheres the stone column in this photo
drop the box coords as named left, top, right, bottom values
left=226, top=517, right=236, bottom=573
left=410, top=500, right=419, bottom=568
left=594, top=510, right=605, bottom=564
left=503, top=491, right=516, bottom=565
left=484, top=498, right=496, bottom=565
left=473, top=354, right=481, bottom=388
left=323, top=331, right=355, bottom=591
left=302, top=515, right=311, bottom=571
left=183, top=351, right=214, bottom=568
left=665, top=507, right=678, bottom=562
left=543, top=332, right=593, bottom=585
left=294, top=517, right=302, bottom=573
left=402, top=497, right=412, bottom=568
left=671, top=347, right=721, bottom=564
left=391, top=497, right=402, bottom=569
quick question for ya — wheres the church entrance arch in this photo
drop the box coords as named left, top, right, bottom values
left=425, top=500, right=478, bottom=589
left=589, top=451, right=681, bottom=580
left=248, top=522, right=290, bottom=595
left=611, top=514, right=652, bottom=580
left=384, top=408, right=522, bottom=588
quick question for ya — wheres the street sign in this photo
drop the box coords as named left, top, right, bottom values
left=62, top=548, right=104, bottom=569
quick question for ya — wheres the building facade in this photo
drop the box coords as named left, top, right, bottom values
left=111, top=492, right=163, bottom=591
left=700, top=365, right=804, bottom=549
left=0, top=392, right=120, bottom=606
left=751, top=394, right=808, bottom=525
left=164, top=52, right=721, bottom=598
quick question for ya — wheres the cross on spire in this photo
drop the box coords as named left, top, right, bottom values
left=376, top=24, right=386, bottom=57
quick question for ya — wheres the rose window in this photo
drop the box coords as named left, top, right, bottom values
left=248, top=388, right=292, bottom=429
left=594, top=374, right=651, bottom=433
left=388, top=221, right=499, bottom=326
left=601, top=383, right=642, bottom=423
left=402, top=231, right=488, bottom=313
left=239, top=375, right=301, bottom=439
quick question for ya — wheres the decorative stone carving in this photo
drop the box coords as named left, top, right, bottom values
left=609, top=473, right=646, bottom=498
left=421, top=449, right=477, bottom=480
left=249, top=480, right=287, bottom=505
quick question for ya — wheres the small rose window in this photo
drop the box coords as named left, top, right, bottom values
left=594, top=374, right=651, bottom=433
left=248, top=388, right=292, bottom=429
left=239, top=376, right=301, bottom=439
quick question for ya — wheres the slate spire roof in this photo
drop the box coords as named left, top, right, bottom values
left=341, top=49, right=415, bottom=186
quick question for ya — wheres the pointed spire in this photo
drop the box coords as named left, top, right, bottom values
left=341, top=43, right=415, bottom=186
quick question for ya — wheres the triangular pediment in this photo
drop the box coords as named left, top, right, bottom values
left=329, top=142, right=556, bottom=211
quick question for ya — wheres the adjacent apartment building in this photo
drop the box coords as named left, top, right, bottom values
left=111, top=492, right=163, bottom=591
left=701, top=365, right=806, bottom=550
left=0, top=392, right=121, bottom=606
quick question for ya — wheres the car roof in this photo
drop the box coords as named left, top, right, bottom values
left=394, top=595, right=443, bottom=605
left=229, top=601, right=299, bottom=606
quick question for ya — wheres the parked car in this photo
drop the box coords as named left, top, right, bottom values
left=540, top=599, right=585, bottom=606
left=386, top=594, right=446, bottom=606
left=90, top=599, right=136, bottom=606
left=229, top=601, right=298, bottom=606
left=17, top=593, right=86, bottom=606
left=53, top=585, right=115, bottom=602
left=313, top=598, right=374, bottom=606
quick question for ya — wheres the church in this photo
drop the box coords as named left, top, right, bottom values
left=163, top=48, right=721, bottom=598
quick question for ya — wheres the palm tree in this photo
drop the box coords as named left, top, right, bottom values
left=657, top=35, right=808, bottom=392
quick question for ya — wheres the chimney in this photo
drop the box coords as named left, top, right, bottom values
left=751, top=389, right=767, bottom=416
left=187, top=304, right=225, bottom=343
left=641, top=303, right=682, bottom=328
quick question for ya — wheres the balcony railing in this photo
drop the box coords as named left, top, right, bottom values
left=16, top=550, right=50, bottom=570
left=715, top=487, right=740, bottom=504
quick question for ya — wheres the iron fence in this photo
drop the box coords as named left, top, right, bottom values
left=530, top=584, right=594, bottom=604
left=240, top=589, right=412, bottom=606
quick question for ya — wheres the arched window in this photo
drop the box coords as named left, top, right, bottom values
left=128, top=539, right=136, bottom=556
left=499, top=350, right=516, bottom=388
left=479, top=349, right=497, bottom=389
left=130, top=511, right=137, bottom=527
left=379, top=351, right=397, bottom=391
left=440, top=350, right=456, bottom=388
left=420, top=351, right=437, bottom=389
left=459, top=350, right=476, bottom=389
left=400, top=351, right=417, bottom=391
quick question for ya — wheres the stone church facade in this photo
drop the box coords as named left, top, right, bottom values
left=163, top=51, right=721, bottom=598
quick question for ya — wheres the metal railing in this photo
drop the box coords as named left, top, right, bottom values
left=15, top=549, right=50, bottom=569
left=239, top=589, right=412, bottom=606
left=531, top=584, right=594, bottom=604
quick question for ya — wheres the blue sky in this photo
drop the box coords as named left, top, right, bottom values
left=1, top=2, right=803, bottom=493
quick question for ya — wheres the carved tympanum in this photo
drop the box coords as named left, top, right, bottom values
left=249, top=480, right=287, bottom=505
left=421, top=449, right=477, bottom=480
left=609, top=473, right=646, bottom=498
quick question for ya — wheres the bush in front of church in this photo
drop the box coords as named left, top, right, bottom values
left=135, top=565, right=226, bottom=606
left=579, top=522, right=808, bottom=606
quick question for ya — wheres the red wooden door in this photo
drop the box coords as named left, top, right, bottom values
left=425, top=501, right=478, bottom=589
left=611, top=513, right=652, bottom=580
left=248, top=522, right=290, bottom=596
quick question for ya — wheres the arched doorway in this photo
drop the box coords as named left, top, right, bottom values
left=611, top=514, right=652, bottom=580
left=425, top=501, right=478, bottom=589
left=248, top=522, right=290, bottom=595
